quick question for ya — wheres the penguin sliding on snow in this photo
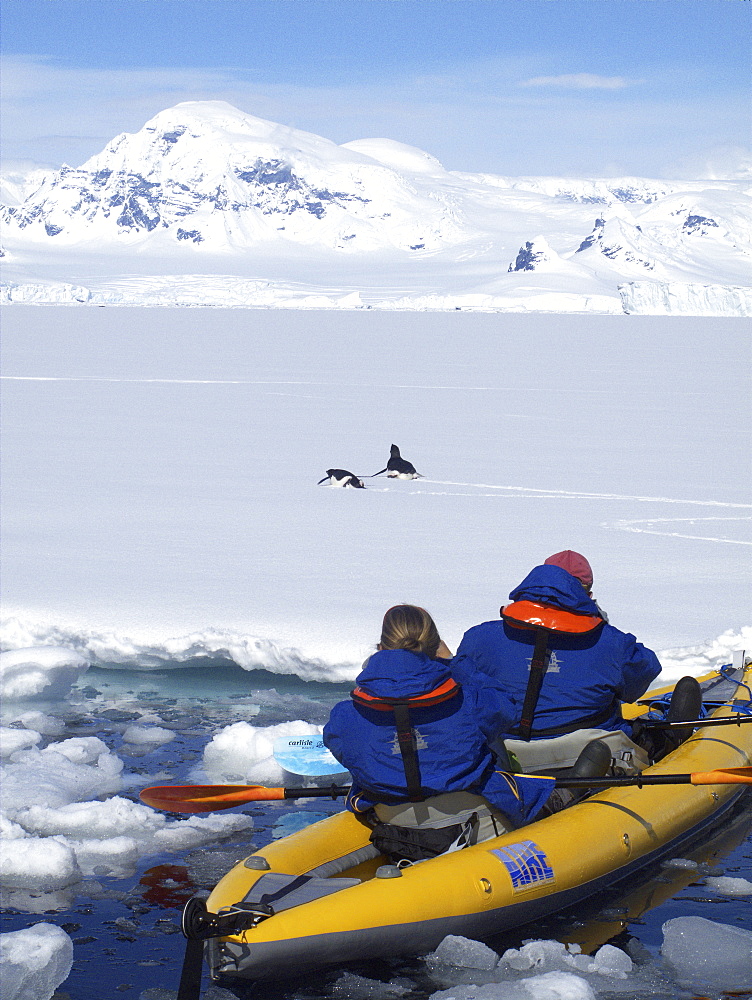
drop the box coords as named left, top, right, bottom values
left=318, top=469, right=366, bottom=489
left=372, top=444, right=422, bottom=480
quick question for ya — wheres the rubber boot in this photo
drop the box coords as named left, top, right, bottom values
left=543, top=739, right=612, bottom=814
left=568, top=739, right=612, bottom=779
left=663, top=675, right=703, bottom=752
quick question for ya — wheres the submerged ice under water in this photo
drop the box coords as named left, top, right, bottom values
left=0, top=656, right=751, bottom=1000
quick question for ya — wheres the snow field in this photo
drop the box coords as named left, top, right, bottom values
left=2, top=309, right=749, bottom=670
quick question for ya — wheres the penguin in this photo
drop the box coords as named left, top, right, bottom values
left=317, top=469, right=366, bottom=488
left=372, top=444, right=421, bottom=479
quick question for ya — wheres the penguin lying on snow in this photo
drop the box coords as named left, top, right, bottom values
left=373, top=444, right=422, bottom=479
left=318, top=469, right=366, bottom=488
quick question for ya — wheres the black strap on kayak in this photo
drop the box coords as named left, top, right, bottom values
left=516, top=627, right=551, bottom=741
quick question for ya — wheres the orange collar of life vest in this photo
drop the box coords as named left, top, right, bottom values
left=501, top=600, right=602, bottom=635
left=351, top=676, right=460, bottom=711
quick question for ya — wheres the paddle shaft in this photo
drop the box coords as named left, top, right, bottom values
left=140, top=765, right=752, bottom=812
left=641, top=713, right=752, bottom=729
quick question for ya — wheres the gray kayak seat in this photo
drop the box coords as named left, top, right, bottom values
left=305, top=843, right=381, bottom=878
left=504, top=728, right=650, bottom=776
left=242, top=872, right=362, bottom=913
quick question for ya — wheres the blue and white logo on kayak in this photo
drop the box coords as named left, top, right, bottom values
left=273, top=736, right=348, bottom=776
left=490, top=841, right=555, bottom=892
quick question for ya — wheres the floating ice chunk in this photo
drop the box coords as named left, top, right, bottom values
left=51, top=736, right=111, bottom=764
left=16, top=796, right=163, bottom=841
left=429, top=934, right=500, bottom=970
left=0, top=816, right=27, bottom=840
left=0, top=836, right=81, bottom=889
left=1, top=740, right=123, bottom=814
left=587, top=944, right=632, bottom=977
left=202, top=719, right=323, bottom=784
left=704, top=875, right=752, bottom=896
left=661, top=915, right=752, bottom=990
left=0, top=886, right=77, bottom=914
left=70, top=834, right=142, bottom=878
left=0, top=727, right=42, bottom=758
left=662, top=857, right=698, bottom=870
left=9, top=712, right=65, bottom=736
left=0, top=922, right=73, bottom=1000
left=0, top=647, right=89, bottom=701
left=11, top=795, right=253, bottom=879
left=429, top=971, right=596, bottom=1000
left=152, top=812, right=254, bottom=853
left=332, top=971, right=411, bottom=997
left=272, top=811, right=329, bottom=839
left=122, top=725, right=176, bottom=745
left=502, top=939, right=574, bottom=971
left=139, top=985, right=237, bottom=999
left=517, top=972, right=597, bottom=999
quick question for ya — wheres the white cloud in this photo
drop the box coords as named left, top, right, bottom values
left=519, top=73, right=639, bottom=90
left=0, top=55, right=746, bottom=180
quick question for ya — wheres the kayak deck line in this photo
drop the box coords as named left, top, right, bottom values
left=196, top=663, right=752, bottom=986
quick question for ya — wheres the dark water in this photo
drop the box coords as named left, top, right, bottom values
left=3, top=665, right=751, bottom=1000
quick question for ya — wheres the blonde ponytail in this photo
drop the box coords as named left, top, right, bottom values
left=379, top=605, right=442, bottom=660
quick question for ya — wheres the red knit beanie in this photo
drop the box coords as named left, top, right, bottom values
left=544, top=550, right=593, bottom=589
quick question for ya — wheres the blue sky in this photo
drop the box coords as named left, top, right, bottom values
left=1, top=0, right=749, bottom=177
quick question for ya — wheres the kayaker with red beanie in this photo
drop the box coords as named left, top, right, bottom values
left=451, top=551, right=662, bottom=775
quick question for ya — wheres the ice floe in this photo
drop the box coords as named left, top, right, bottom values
left=0, top=646, right=89, bottom=701
left=661, top=915, right=752, bottom=990
left=426, top=936, right=639, bottom=1000
left=703, top=874, right=752, bottom=895
left=0, top=922, right=73, bottom=1000
left=0, top=728, right=254, bottom=904
left=201, top=719, right=324, bottom=784
left=122, top=724, right=176, bottom=745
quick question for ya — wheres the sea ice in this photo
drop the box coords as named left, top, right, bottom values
left=586, top=944, right=632, bottom=977
left=0, top=836, right=81, bottom=889
left=704, top=875, right=752, bottom=896
left=0, top=727, right=42, bottom=757
left=502, top=940, right=586, bottom=973
left=332, top=972, right=411, bottom=997
left=122, top=724, right=176, bottom=745
left=429, top=934, right=500, bottom=970
left=661, top=915, right=752, bottom=989
left=0, top=922, right=73, bottom=1000
left=1, top=739, right=124, bottom=813
left=272, top=811, right=329, bottom=838
left=0, top=646, right=89, bottom=701
left=430, top=970, right=597, bottom=1000
left=8, top=794, right=254, bottom=879
left=201, top=719, right=324, bottom=784
left=7, top=711, right=65, bottom=736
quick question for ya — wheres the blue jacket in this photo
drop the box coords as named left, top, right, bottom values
left=323, top=648, right=553, bottom=826
left=452, top=565, right=661, bottom=739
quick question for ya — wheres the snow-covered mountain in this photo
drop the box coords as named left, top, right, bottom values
left=1, top=101, right=750, bottom=315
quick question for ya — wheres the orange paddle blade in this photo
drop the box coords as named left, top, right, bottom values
left=690, top=767, right=752, bottom=785
left=139, top=784, right=285, bottom=813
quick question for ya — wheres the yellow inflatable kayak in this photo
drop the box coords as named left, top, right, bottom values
left=191, top=664, right=752, bottom=987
